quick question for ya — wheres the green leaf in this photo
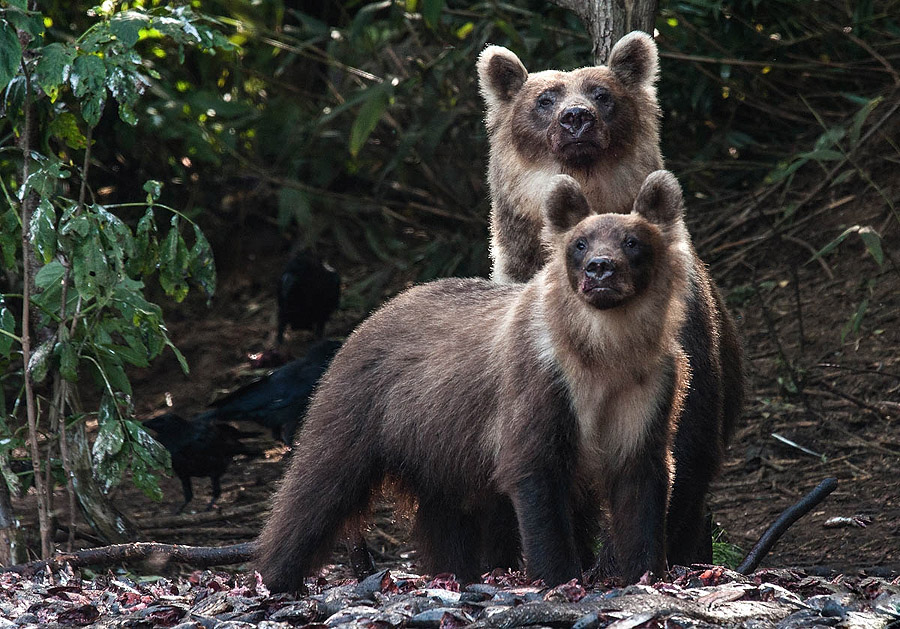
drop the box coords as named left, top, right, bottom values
left=808, top=225, right=859, bottom=264
left=764, top=157, right=806, bottom=184
left=57, top=339, right=79, bottom=382
left=28, top=337, right=53, bottom=383
left=70, top=54, right=107, bottom=99
left=125, top=419, right=170, bottom=469
left=20, top=156, right=70, bottom=200
left=159, top=216, right=189, bottom=302
left=72, top=233, right=113, bottom=300
left=0, top=304, right=15, bottom=357
left=422, top=0, right=443, bottom=28
left=277, top=187, right=311, bottom=229
left=143, top=180, right=162, bottom=203
left=858, top=226, right=884, bottom=266
left=35, top=43, right=74, bottom=98
left=849, top=96, right=883, bottom=148
left=130, top=458, right=164, bottom=501
left=131, top=207, right=158, bottom=276
left=110, top=11, right=148, bottom=48
left=29, top=199, right=57, bottom=264
left=95, top=349, right=132, bottom=395
left=80, top=91, right=106, bottom=127
left=349, top=86, right=390, bottom=158
left=108, top=344, right=149, bottom=368
left=94, top=452, right=125, bottom=492
left=0, top=208, right=19, bottom=267
left=813, top=127, right=845, bottom=151
left=188, top=223, right=216, bottom=299
left=48, top=112, right=88, bottom=150
left=798, top=149, right=843, bottom=162
left=0, top=23, right=23, bottom=93
left=841, top=298, right=869, bottom=342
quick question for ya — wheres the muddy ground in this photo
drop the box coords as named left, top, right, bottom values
left=13, top=170, right=899, bottom=581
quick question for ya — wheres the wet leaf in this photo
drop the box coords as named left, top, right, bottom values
left=35, top=42, right=74, bottom=98
left=29, top=198, right=57, bottom=264
left=28, top=337, right=53, bottom=383
left=73, top=233, right=113, bottom=300
left=143, top=180, right=162, bottom=203
left=159, top=216, right=189, bottom=302
left=188, top=223, right=216, bottom=300
left=110, top=11, right=148, bottom=47
left=70, top=53, right=107, bottom=99
left=94, top=396, right=125, bottom=462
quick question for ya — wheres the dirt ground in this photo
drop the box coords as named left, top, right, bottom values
left=17, top=174, right=899, bottom=580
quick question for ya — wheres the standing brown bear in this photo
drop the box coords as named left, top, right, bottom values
left=256, top=171, right=692, bottom=592
left=477, top=32, right=744, bottom=567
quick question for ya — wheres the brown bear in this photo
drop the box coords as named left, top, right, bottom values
left=477, top=32, right=743, bottom=567
left=255, top=171, right=692, bottom=593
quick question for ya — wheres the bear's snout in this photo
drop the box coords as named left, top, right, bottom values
left=559, top=106, right=596, bottom=139
left=584, top=256, right=615, bottom=281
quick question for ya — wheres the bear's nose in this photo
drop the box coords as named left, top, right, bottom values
left=585, top=256, right=615, bottom=280
left=559, top=106, right=596, bottom=138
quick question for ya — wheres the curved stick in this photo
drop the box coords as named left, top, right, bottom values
left=737, top=477, right=838, bottom=575
left=2, top=541, right=255, bottom=576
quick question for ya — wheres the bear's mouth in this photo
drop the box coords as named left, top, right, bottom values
left=579, top=275, right=615, bottom=295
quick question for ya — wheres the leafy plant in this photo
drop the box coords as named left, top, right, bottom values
left=0, top=1, right=232, bottom=556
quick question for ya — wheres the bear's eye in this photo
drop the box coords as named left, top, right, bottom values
left=575, top=238, right=587, bottom=251
left=536, top=92, right=555, bottom=110
left=592, top=87, right=612, bottom=106
left=623, top=237, right=637, bottom=249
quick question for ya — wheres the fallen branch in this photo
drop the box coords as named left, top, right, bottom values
left=2, top=541, right=255, bottom=576
left=737, top=477, right=838, bottom=575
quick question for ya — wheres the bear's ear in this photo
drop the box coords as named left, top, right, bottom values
left=608, top=31, right=659, bottom=88
left=477, top=45, right=528, bottom=106
left=633, top=170, right=684, bottom=226
left=543, top=175, right=592, bottom=234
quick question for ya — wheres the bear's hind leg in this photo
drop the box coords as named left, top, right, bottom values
left=413, top=497, right=483, bottom=583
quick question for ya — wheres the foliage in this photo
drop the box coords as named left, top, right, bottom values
left=656, top=0, right=898, bottom=342
left=0, top=2, right=231, bottom=502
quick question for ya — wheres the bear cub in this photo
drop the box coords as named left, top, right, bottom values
left=256, top=171, right=692, bottom=593
left=478, top=32, right=744, bottom=567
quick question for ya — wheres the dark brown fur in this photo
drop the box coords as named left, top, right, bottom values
left=478, top=33, right=744, bottom=567
left=255, top=172, right=692, bottom=592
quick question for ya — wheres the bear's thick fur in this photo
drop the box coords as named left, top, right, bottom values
left=478, top=33, right=744, bottom=567
left=256, top=171, right=692, bottom=592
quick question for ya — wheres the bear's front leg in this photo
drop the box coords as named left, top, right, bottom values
left=510, top=471, right=582, bottom=586
left=606, top=446, right=671, bottom=583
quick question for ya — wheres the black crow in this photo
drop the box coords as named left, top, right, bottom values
left=208, top=339, right=342, bottom=444
left=277, top=252, right=340, bottom=343
left=143, top=412, right=260, bottom=514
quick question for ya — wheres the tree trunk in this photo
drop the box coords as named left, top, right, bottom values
left=65, top=422, right=139, bottom=543
left=552, top=0, right=659, bottom=64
